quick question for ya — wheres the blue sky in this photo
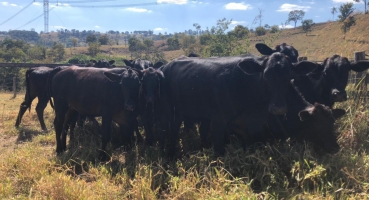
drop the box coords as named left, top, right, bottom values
left=0, top=0, right=365, bottom=34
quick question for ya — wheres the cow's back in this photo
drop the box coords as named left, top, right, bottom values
left=52, top=66, right=126, bottom=116
left=162, top=56, right=265, bottom=119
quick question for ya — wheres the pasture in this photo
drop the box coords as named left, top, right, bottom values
left=1, top=82, right=369, bottom=199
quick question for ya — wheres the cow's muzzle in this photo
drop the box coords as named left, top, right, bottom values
left=332, top=90, right=347, bottom=102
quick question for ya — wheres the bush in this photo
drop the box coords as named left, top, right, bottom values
left=255, top=26, right=267, bottom=36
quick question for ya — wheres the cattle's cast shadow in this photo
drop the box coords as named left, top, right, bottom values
left=16, top=127, right=47, bottom=143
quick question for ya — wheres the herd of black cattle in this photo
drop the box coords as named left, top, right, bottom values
left=14, top=43, right=369, bottom=160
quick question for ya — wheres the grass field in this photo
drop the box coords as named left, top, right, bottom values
left=1, top=82, right=369, bottom=199
left=1, top=14, right=369, bottom=200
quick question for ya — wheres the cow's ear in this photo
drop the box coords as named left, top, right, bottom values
left=109, top=60, right=115, bottom=65
left=238, top=59, right=264, bottom=74
left=350, top=61, right=369, bottom=72
left=123, top=59, right=133, bottom=67
left=157, top=69, right=165, bottom=80
left=255, top=43, right=275, bottom=55
left=332, top=109, right=346, bottom=119
left=292, top=61, right=318, bottom=76
left=153, top=61, right=164, bottom=69
left=298, top=110, right=311, bottom=121
left=103, top=72, right=122, bottom=82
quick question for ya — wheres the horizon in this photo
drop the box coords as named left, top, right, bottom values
left=0, top=0, right=366, bottom=34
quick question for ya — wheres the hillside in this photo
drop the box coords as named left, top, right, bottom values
left=78, top=14, right=369, bottom=62
left=247, top=14, right=369, bottom=62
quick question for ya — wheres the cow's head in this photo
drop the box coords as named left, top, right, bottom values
left=103, top=68, right=143, bottom=111
left=87, top=59, right=115, bottom=68
left=239, top=53, right=317, bottom=115
left=322, top=55, right=369, bottom=103
left=298, top=103, right=345, bottom=153
left=141, top=66, right=165, bottom=103
left=123, top=58, right=153, bottom=70
left=255, top=43, right=299, bottom=63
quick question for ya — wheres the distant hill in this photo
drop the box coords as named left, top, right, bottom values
left=246, top=14, right=369, bottom=62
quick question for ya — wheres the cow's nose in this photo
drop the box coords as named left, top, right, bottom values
left=332, top=91, right=347, bottom=102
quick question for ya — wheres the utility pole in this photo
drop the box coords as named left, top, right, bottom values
left=44, top=0, right=49, bottom=33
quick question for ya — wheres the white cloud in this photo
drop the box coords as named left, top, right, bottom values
left=157, top=0, right=188, bottom=5
left=1, top=2, right=16, bottom=6
left=231, top=20, right=245, bottom=25
left=315, top=15, right=320, bottom=17
left=53, top=25, right=66, bottom=29
left=33, top=2, right=41, bottom=6
left=125, top=7, right=152, bottom=13
left=95, top=25, right=100, bottom=28
left=153, top=27, right=168, bottom=33
left=224, top=2, right=252, bottom=10
left=332, top=0, right=362, bottom=3
left=277, top=3, right=311, bottom=12
left=279, top=24, right=294, bottom=29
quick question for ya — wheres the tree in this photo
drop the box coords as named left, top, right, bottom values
left=270, top=25, right=280, bottom=33
left=331, top=7, right=337, bottom=20
left=228, top=25, right=249, bottom=39
left=128, top=37, right=146, bottom=52
left=193, top=23, right=201, bottom=37
left=341, top=15, right=356, bottom=33
left=48, top=42, right=65, bottom=62
left=255, top=26, right=266, bottom=36
left=353, top=0, right=367, bottom=14
left=87, top=42, right=100, bottom=57
left=98, top=34, right=109, bottom=45
left=166, top=37, right=180, bottom=50
left=338, top=3, right=355, bottom=22
left=287, top=10, right=305, bottom=27
left=86, top=34, right=97, bottom=43
left=71, top=37, right=78, bottom=49
left=143, top=38, right=154, bottom=49
left=301, top=19, right=314, bottom=35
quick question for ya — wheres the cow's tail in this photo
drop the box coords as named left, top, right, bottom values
left=25, top=68, right=34, bottom=113
left=47, top=67, right=63, bottom=110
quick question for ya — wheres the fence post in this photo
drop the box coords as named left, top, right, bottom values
left=12, top=76, right=16, bottom=99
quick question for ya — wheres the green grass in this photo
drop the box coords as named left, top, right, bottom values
left=1, top=84, right=369, bottom=199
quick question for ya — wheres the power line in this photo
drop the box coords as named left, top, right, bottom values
left=35, top=0, right=123, bottom=3
left=55, top=2, right=160, bottom=8
left=0, top=1, right=34, bottom=26
left=16, top=7, right=55, bottom=30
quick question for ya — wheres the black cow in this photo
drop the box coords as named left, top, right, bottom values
left=139, top=67, right=165, bottom=145
left=15, top=66, right=70, bottom=130
left=51, top=67, right=142, bottom=160
left=159, top=53, right=316, bottom=157
left=123, top=58, right=154, bottom=70
left=86, top=59, right=116, bottom=68
left=228, top=82, right=346, bottom=153
left=293, top=55, right=369, bottom=108
left=255, top=43, right=299, bottom=63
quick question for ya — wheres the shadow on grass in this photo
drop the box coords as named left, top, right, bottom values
left=16, top=127, right=48, bottom=143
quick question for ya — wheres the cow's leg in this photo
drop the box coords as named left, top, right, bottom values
left=63, top=109, right=78, bottom=146
left=212, top=120, right=227, bottom=156
left=199, top=119, right=211, bottom=148
left=35, top=97, right=49, bottom=131
left=143, top=104, right=154, bottom=145
left=168, top=115, right=182, bottom=159
left=100, top=115, right=112, bottom=161
left=15, top=96, right=36, bottom=128
left=133, top=118, right=143, bottom=143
